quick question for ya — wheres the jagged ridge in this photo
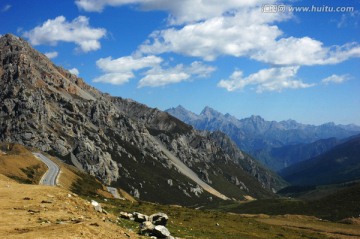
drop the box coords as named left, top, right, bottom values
left=0, top=34, right=282, bottom=205
left=166, top=105, right=360, bottom=171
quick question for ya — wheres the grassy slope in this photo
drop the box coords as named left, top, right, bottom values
left=281, top=136, right=360, bottom=186
left=206, top=182, right=360, bottom=221
left=2, top=142, right=360, bottom=239
left=103, top=198, right=333, bottom=239
left=0, top=143, right=47, bottom=184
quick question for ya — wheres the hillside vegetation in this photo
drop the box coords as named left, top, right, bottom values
left=0, top=143, right=47, bottom=184
left=281, top=135, right=360, bottom=186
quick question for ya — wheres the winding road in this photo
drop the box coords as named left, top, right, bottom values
left=33, top=153, right=59, bottom=186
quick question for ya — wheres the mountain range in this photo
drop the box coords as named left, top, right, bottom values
left=280, top=134, right=360, bottom=186
left=0, top=34, right=285, bottom=205
left=166, top=106, right=360, bottom=171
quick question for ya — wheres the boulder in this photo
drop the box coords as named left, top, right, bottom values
left=150, top=212, right=169, bottom=226
left=152, top=225, right=171, bottom=238
left=133, top=212, right=149, bottom=223
left=119, top=211, right=134, bottom=220
left=139, top=221, right=155, bottom=236
left=91, top=200, right=102, bottom=213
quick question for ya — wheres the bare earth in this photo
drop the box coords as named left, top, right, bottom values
left=0, top=174, right=141, bottom=239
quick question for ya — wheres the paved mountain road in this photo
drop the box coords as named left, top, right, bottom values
left=33, top=153, right=59, bottom=186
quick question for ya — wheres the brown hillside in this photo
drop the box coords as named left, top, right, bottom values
left=0, top=143, right=47, bottom=184
left=0, top=174, right=140, bottom=239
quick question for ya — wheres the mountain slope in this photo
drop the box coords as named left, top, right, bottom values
left=0, top=34, right=281, bottom=205
left=267, top=137, right=340, bottom=169
left=0, top=174, right=139, bottom=239
left=280, top=135, right=360, bottom=186
left=166, top=106, right=360, bottom=171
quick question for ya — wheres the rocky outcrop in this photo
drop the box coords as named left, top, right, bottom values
left=120, top=211, right=173, bottom=238
left=150, top=213, right=169, bottom=226
left=0, top=34, right=279, bottom=204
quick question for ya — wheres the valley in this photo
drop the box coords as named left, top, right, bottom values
left=0, top=33, right=360, bottom=239
left=1, top=144, right=360, bottom=239
left=166, top=106, right=360, bottom=171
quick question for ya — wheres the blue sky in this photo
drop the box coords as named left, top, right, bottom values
left=1, top=0, right=359, bottom=125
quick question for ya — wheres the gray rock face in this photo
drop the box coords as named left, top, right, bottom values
left=0, top=34, right=280, bottom=204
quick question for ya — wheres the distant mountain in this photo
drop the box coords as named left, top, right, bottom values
left=166, top=106, right=360, bottom=171
left=269, top=137, right=340, bottom=169
left=0, top=34, right=283, bottom=205
left=280, top=134, right=360, bottom=186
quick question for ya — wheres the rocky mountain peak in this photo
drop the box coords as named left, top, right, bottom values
left=167, top=105, right=360, bottom=171
left=200, top=106, right=222, bottom=118
left=174, top=105, right=187, bottom=111
left=0, top=33, right=100, bottom=101
left=0, top=35, right=282, bottom=204
left=248, top=115, right=265, bottom=122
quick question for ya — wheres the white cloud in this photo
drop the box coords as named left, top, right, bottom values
left=75, top=0, right=267, bottom=24
left=23, top=16, right=106, bottom=52
left=1, top=4, right=11, bottom=12
left=138, top=7, right=360, bottom=65
left=139, top=9, right=287, bottom=61
left=44, top=51, right=58, bottom=59
left=322, top=74, right=350, bottom=85
left=252, top=37, right=360, bottom=66
left=93, top=55, right=163, bottom=85
left=138, top=61, right=215, bottom=87
left=69, top=68, right=80, bottom=76
left=75, top=1, right=360, bottom=66
left=218, top=66, right=314, bottom=93
left=139, top=66, right=190, bottom=88
left=93, top=54, right=215, bottom=86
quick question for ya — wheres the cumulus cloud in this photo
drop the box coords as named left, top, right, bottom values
left=69, top=68, right=80, bottom=76
left=93, top=54, right=215, bottom=86
left=75, top=1, right=360, bottom=68
left=93, top=55, right=163, bottom=85
left=138, top=61, right=215, bottom=87
left=23, top=16, right=106, bottom=52
left=138, top=66, right=190, bottom=88
left=218, top=66, right=314, bottom=93
left=322, top=74, right=350, bottom=85
left=139, top=9, right=287, bottom=61
left=44, top=51, right=58, bottom=59
left=75, top=0, right=267, bottom=24
left=138, top=8, right=360, bottom=65
left=252, top=38, right=360, bottom=66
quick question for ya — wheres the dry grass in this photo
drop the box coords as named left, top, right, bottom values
left=0, top=174, right=142, bottom=239
left=102, top=199, right=341, bottom=239
left=256, top=215, right=360, bottom=239
left=44, top=154, right=113, bottom=198
left=0, top=143, right=47, bottom=184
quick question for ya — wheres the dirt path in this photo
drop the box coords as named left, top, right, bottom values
left=148, top=135, right=229, bottom=200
